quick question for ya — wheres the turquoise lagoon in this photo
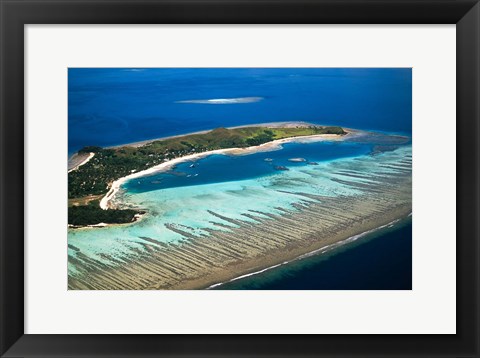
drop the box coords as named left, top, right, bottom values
left=68, top=133, right=412, bottom=280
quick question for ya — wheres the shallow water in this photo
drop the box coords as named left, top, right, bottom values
left=123, top=140, right=373, bottom=193
left=68, top=136, right=412, bottom=278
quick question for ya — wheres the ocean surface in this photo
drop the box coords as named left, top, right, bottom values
left=213, top=216, right=412, bottom=290
left=68, top=68, right=412, bottom=289
left=68, top=68, right=412, bottom=155
left=123, top=140, right=374, bottom=193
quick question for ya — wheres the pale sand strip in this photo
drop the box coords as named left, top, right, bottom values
left=99, top=132, right=348, bottom=210
left=68, top=152, right=95, bottom=173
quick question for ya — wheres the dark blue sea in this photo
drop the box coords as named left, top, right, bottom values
left=214, top=217, right=412, bottom=290
left=68, top=68, right=412, bottom=155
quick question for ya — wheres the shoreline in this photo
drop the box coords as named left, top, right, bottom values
left=68, top=152, right=95, bottom=173
left=206, top=215, right=408, bottom=289
left=105, top=121, right=318, bottom=149
left=68, top=212, right=145, bottom=230
left=99, top=131, right=350, bottom=210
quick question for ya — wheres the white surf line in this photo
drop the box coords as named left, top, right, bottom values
left=99, top=133, right=346, bottom=210
left=206, top=216, right=406, bottom=289
left=68, top=152, right=95, bottom=173
left=207, top=263, right=285, bottom=289
left=295, top=218, right=402, bottom=261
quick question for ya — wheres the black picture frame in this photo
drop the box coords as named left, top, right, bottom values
left=1, top=0, right=479, bottom=357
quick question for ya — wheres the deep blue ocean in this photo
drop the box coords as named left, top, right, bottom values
left=214, top=217, right=412, bottom=290
left=69, top=68, right=412, bottom=290
left=68, top=68, right=412, bottom=154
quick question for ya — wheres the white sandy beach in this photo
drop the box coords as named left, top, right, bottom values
left=99, top=131, right=350, bottom=210
left=68, top=152, right=95, bottom=173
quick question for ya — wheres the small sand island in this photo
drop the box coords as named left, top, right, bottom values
left=68, top=124, right=347, bottom=227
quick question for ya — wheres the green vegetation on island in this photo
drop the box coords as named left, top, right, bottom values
left=69, top=200, right=143, bottom=227
left=68, top=125, right=345, bottom=226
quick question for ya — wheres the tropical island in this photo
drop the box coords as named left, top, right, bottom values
left=68, top=125, right=346, bottom=227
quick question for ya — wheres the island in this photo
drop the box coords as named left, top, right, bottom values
left=68, top=125, right=346, bottom=226
left=67, top=125, right=412, bottom=290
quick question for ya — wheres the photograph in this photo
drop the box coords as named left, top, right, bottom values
left=2, top=0, right=478, bottom=354
left=67, top=68, right=412, bottom=290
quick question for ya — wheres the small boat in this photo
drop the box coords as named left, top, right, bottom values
left=194, top=173, right=199, bottom=177
left=288, top=157, right=307, bottom=162
left=189, top=163, right=196, bottom=168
